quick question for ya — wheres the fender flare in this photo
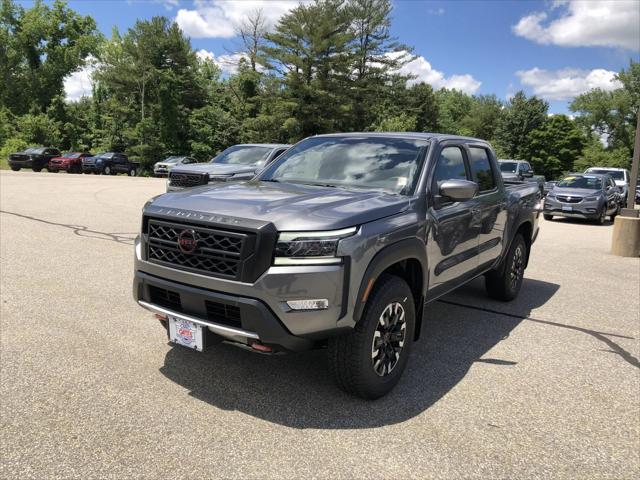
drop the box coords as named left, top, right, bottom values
left=353, top=238, right=428, bottom=323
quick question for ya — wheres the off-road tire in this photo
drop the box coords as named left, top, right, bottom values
left=485, top=233, right=527, bottom=301
left=328, top=274, right=415, bottom=400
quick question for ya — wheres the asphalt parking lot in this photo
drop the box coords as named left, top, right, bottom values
left=1, top=170, right=639, bottom=479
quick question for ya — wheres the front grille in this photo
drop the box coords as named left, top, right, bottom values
left=169, top=172, right=208, bottom=188
left=149, top=285, right=181, bottom=310
left=205, top=300, right=241, bottom=327
left=556, top=195, right=582, bottom=204
left=146, top=219, right=251, bottom=279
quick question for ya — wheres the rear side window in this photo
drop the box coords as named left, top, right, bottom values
left=468, top=147, right=496, bottom=192
left=433, top=147, right=468, bottom=188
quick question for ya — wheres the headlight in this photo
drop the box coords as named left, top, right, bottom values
left=274, top=227, right=357, bottom=265
left=546, top=193, right=555, bottom=198
left=585, top=196, right=599, bottom=201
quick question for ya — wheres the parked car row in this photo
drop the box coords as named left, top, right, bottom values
left=8, top=147, right=140, bottom=176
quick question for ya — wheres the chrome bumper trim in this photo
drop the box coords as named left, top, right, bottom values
left=137, top=300, right=260, bottom=342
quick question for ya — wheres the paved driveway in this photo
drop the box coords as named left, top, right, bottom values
left=1, top=171, right=638, bottom=479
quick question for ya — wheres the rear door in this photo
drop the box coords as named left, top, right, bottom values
left=113, top=154, right=126, bottom=172
left=465, top=145, right=507, bottom=269
left=426, top=143, right=481, bottom=294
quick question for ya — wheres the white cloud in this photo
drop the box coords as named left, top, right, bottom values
left=176, top=0, right=301, bottom=38
left=428, top=7, right=445, bottom=16
left=398, top=54, right=481, bottom=94
left=64, top=62, right=96, bottom=101
left=196, top=49, right=263, bottom=74
left=513, top=0, right=640, bottom=51
left=516, top=67, right=622, bottom=101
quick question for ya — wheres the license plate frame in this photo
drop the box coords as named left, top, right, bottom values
left=562, top=205, right=573, bottom=212
left=168, top=315, right=204, bottom=351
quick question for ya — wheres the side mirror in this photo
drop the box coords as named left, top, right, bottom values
left=439, top=179, right=478, bottom=202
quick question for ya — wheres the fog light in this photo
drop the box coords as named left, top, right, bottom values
left=286, top=299, right=329, bottom=310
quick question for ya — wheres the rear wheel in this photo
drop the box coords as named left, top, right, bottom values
left=485, top=233, right=527, bottom=301
left=128, top=167, right=137, bottom=177
left=543, top=214, right=553, bottom=221
left=328, top=274, right=415, bottom=399
left=32, top=167, right=42, bottom=172
left=10, top=166, right=20, bottom=171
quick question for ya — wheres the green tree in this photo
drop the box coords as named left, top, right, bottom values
left=570, top=61, right=639, bottom=155
left=521, top=114, right=585, bottom=179
left=435, top=88, right=474, bottom=135
left=495, top=91, right=548, bottom=159
left=0, top=0, right=101, bottom=114
left=460, top=94, right=503, bottom=141
left=573, top=135, right=631, bottom=172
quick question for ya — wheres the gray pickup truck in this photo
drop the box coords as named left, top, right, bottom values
left=133, top=133, right=540, bottom=399
left=499, top=159, right=545, bottom=195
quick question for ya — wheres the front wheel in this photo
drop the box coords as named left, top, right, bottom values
left=595, top=206, right=607, bottom=225
left=103, top=165, right=111, bottom=175
left=485, top=233, right=527, bottom=301
left=32, top=167, right=42, bottom=172
left=10, top=166, right=20, bottom=171
left=328, top=274, right=415, bottom=399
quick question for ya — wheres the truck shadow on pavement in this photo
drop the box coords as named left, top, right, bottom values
left=159, top=277, right=636, bottom=429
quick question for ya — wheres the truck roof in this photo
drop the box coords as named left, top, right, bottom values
left=236, top=143, right=291, bottom=148
left=314, top=132, right=491, bottom=144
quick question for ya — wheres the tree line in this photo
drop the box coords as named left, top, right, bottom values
left=1, top=0, right=638, bottom=179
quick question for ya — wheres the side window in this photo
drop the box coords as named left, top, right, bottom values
left=468, top=147, right=497, bottom=192
left=433, top=146, right=468, bottom=189
left=522, top=163, right=531, bottom=173
left=270, top=149, right=287, bottom=163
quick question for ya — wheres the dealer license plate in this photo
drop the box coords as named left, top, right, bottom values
left=168, top=316, right=204, bottom=351
left=562, top=206, right=573, bottom=212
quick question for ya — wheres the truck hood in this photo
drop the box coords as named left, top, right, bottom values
left=171, top=163, right=259, bottom=176
left=146, top=181, right=410, bottom=231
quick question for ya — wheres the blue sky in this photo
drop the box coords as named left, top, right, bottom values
left=27, top=0, right=640, bottom=113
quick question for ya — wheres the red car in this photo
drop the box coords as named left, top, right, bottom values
left=49, top=152, right=93, bottom=173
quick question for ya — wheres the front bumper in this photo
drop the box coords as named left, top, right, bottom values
left=50, top=162, right=71, bottom=171
left=82, top=164, right=102, bottom=172
left=543, top=198, right=601, bottom=219
left=8, top=159, right=33, bottom=168
left=133, top=236, right=350, bottom=351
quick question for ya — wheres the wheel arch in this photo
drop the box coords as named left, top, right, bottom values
left=353, top=238, right=428, bottom=340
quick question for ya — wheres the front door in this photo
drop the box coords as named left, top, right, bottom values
left=426, top=144, right=481, bottom=295
left=465, top=145, right=507, bottom=268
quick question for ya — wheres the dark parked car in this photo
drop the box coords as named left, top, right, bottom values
left=543, top=173, right=621, bottom=224
left=153, top=156, right=199, bottom=177
left=167, top=144, right=290, bottom=191
left=134, top=132, right=540, bottom=399
left=8, top=147, right=61, bottom=172
left=499, top=159, right=545, bottom=195
left=82, top=152, right=139, bottom=176
left=48, top=152, right=93, bottom=173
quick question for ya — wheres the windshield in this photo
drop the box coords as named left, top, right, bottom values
left=586, top=169, right=624, bottom=181
left=99, top=153, right=114, bottom=159
left=260, top=136, right=428, bottom=195
left=210, top=146, right=272, bottom=166
left=62, top=152, right=81, bottom=158
left=557, top=175, right=602, bottom=189
left=163, top=156, right=182, bottom=164
left=499, top=161, right=518, bottom=173
left=24, top=147, right=44, bottom=154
